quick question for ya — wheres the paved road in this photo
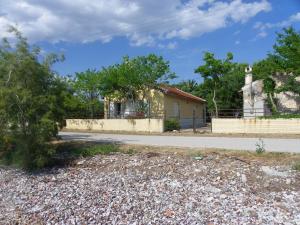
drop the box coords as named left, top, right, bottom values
left=59, top=132, right=300, bottom=153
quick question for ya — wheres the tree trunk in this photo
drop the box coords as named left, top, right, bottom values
left=268, top=93, right=277, bottom=113
left=89, top=92, right=94, bottom=119
left=212, top=87, right=218, bottom=118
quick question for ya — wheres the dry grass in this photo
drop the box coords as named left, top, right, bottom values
left=119, top=144, right=300, bottom=166
left=51, top=140, right=300, bottom=169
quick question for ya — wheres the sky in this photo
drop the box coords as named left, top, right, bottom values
left=1, top=0, right=300, bottom=83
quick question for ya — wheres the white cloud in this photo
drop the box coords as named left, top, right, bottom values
left=254, top=12, right=300, bottom=38
left=158, top=41, right=178, bottom=50
left=0, top=0, right=271, bottom=47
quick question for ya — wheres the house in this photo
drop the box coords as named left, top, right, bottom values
left=242, top=66, right=300, bottom=118
left=104, top=86, right=207, bottom=129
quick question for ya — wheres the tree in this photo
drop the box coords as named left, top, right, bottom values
left=216, top=63, right=245, bottom=110
left=273, top=27, right=300, bottom=76
left=253, top=27, right=300, bottom=111
left=73, top=69, right=103, bottom=118
left=101, top=54, right=176, bottom=104
left=174, top=80, right=199, bottom=95
left=0, top=27, right=65, bottom=169
left=195, top=52, right=234, bottom=117
left=253, top=58, right=279, bottom=111
left=194, top=63, right=245, bottom=115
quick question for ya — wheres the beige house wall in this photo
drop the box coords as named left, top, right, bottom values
left=66, top=119, right=164, bottom=133
left=164, top=95, right=204, bottom=119
left=164, top=95, right=206, bottom=128
left=148, top=89, right=165, bottom=117
left=104, top=89, right=206, bottom=119
left=104, top=89, right=165, bottom=118
left=101, top=88, right=206, bottom=130
left=212, top=118, right=300, bottom=134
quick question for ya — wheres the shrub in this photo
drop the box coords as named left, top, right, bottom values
left=70, top=144, right=119, bottom=157
left=1, top=124, right=57, bottom=169
left=255, top=138, right=266, bottom=154
left=292, top=161, right=300, bottom=171
left=0, top=28, right=65, bottom=170
left=164, top=119, right=180, bottom=131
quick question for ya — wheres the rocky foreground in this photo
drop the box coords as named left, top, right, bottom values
left=0, top=151, right=299, bottom=224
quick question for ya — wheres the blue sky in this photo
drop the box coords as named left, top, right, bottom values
left=1, top=0, right=300, bottom=83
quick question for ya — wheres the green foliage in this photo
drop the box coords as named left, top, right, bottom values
left=0, top=27, right=65, bottom=169
left=253, top=27, right=300, bottom=112
left=273, top=27, right=300, bottom=76
left=71, top=69, right=104, bottom=118
left=255, top=139, right=266, bottom=154
left=213, top=64, right=245, bottom=109
left=193, top=53, right=244, bottom=115
left=101, top=54, right=176, bottom=102
left=52, top=54, right=173, bottom=120
left=70, top=144, right=119, bottom=157
left=174, top=80, right=199, bottom=96
left=292, top=161, right=300, bottom=171
left=164, top=119, right=180, bottom=131
left=195, top=52, right=235, bottom=117
left=195, top=52, right=233, bottom=81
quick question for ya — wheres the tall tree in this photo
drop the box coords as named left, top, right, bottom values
left=195, top=52, right=234, bottom=117
left=194, top=63, right=245, bottom=115
left=0, top=27, right=65, bottom=169
left=253, top=27, right=300, bottom=111
left=101, top=54, right=176, bottom=102
left=73, top=69, right=103, bottom=118
left=253, top=58, right=279, bottom=111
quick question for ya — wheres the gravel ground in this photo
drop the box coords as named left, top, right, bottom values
left=0, top=151, right=300, bottom=224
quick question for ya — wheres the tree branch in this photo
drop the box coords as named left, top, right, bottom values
left=6, top=70, right=12, bottom=86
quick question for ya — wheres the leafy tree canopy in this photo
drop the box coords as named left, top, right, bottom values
left=253, top=27, right=300, bottom=112
left=194, top=52, right=236, bottom=116
left=254, top=27, right=300, bottom=95
left=101, top=54, right=176, bottom=101
left=72, top=69, right=103, bottom=118
left=0, top=27, right=65, bottom=169
left=174, top=80, right=199, bottom=96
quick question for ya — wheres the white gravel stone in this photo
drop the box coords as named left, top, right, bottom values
left=241, top=174, right=247, bottom=183
left=0, top=152, right=299, bottom=224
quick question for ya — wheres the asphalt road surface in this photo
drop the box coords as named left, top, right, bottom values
left=59, top=132, right=300, bottom=153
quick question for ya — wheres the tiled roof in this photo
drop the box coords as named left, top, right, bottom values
left=161, top=86, right=206, bottom=103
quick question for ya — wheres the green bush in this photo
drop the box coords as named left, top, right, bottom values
left=255, top=139, right=266, bottom=154
left=164, top=119, right=180, bottom=131
left=70, top=144, right=119, bottom=157
left=0, top=28, right=65, bottom=170
left=0, top=124, right=57, bottom=169
left=292, top=161, right=300, bottom=171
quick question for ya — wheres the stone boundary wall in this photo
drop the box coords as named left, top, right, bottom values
left=66, top=119, right=164, bottom=133
left=212, top=118, right=300, bottom=134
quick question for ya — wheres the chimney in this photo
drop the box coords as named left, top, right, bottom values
left=245, top=65, right=253, bottom=86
